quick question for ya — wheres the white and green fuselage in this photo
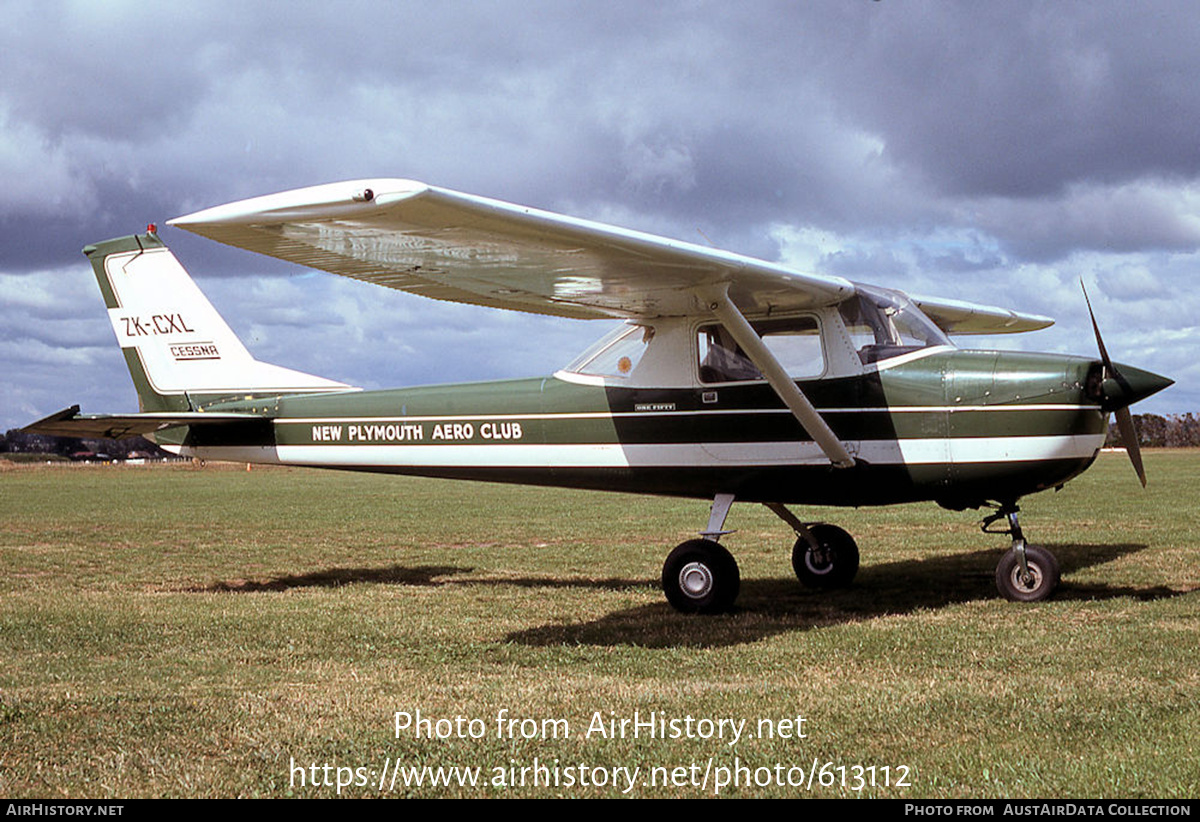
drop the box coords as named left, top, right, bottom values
left=195, top=351, right=1109, bottom=510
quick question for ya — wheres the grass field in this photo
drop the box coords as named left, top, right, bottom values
left=1, top=451, right=1197, bottom=798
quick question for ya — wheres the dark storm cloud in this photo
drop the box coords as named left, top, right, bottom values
left=813, top=3, right=1200, bottom=198
left=7, top=2, right=1195, bottom=255
left=0, top=177, right=187, bottom=271
left=969, top=181, right=1200, bottom=261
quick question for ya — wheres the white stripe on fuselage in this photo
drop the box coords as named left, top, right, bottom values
left=281, top=404, right=1099, bottom=425
left=185, top=434, right=1105, bottom=469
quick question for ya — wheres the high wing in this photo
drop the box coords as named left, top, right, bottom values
left=169, top=179, right=853, bottom=319
left=169, top=178, right=1049, bottom=333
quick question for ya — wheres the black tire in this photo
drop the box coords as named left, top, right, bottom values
left=995, top=544, right=1060, bottom=602
left=792, top=524, right=859, bottom=589
left=662, top=539, right=740, bottom=614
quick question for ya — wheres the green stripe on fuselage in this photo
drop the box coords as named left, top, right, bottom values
left=195, top=348, right=1105, bottom=507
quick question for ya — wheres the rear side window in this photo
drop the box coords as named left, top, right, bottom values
left=698, top=316, right=824, bottom=383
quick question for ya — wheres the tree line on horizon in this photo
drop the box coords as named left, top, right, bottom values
left=1, top=429, right=174, bottom=461
left=1100, top=412, right=1200, bottom=448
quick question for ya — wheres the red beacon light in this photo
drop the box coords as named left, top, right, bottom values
left=147, top=223, right=157, bottom=235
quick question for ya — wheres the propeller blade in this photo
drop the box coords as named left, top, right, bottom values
left=1081, top=281, right=1112, bottom=372
left=1082, top=280, right=1147, bottom=487
left=1115, top=406, right=1147, bottom=488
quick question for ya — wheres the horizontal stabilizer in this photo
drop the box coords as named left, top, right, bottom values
left=23, top=405, right=267, bottom=440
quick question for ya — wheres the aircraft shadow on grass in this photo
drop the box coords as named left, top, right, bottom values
left=190, top=564, right=644, bottom=593
left=191, top=565, right=475, bottom=592
left=504, top=541, right=1190, bottom=648
left=189, top=540, right=1191, bottom=647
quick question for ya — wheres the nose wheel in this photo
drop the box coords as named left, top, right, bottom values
left=984, top=505, right=1060, bottom=602
left=995, top=544, right=1059, bottom=601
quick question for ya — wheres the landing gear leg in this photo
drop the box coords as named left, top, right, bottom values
left=662, top=493, right=740, bottom=614
left=765, top=503, right=859, bottom=589
left=984, top=504, right=1060, bottom=602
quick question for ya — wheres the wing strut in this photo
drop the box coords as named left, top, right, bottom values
left=705, top=286, right=855, bottom=468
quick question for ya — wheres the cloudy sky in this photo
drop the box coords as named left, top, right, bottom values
left=3, top=1, right=1197, bottom=432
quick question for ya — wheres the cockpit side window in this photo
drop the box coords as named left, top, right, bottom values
left=838, top=287, right=951, bottom=365
left=698, top=315, right=824, bottom=383
left=566, top=324, right=653, bottom=378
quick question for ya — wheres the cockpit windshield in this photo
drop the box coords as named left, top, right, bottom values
left=838, top=286, right=951, bottom=364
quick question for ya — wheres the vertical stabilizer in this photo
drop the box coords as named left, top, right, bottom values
left=85, top=232, right=351, bottom=412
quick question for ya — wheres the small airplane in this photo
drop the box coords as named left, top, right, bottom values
left=26, top=179, right=1172, bottom=613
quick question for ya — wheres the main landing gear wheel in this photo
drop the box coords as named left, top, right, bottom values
left=995, top=544, right=1060, bottom=602
left=792, top=524, right=859, bottom=589
left=662, top=539, right=740, bottom=614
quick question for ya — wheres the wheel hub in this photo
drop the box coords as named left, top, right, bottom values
left=1010, top=562, right=1043, bottom=593
left=679, top=561, right=714, bottom=598
left=804, top=547, right=832, bottom=575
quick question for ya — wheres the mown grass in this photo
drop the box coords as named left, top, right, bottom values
left=0, top=452, right=1196, bottom=798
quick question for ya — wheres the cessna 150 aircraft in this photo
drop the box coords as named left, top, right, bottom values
left=27, top=179, right=1172, bottom=613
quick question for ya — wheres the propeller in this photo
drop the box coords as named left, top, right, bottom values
left=1081, top=282, right=1147, bottom=487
